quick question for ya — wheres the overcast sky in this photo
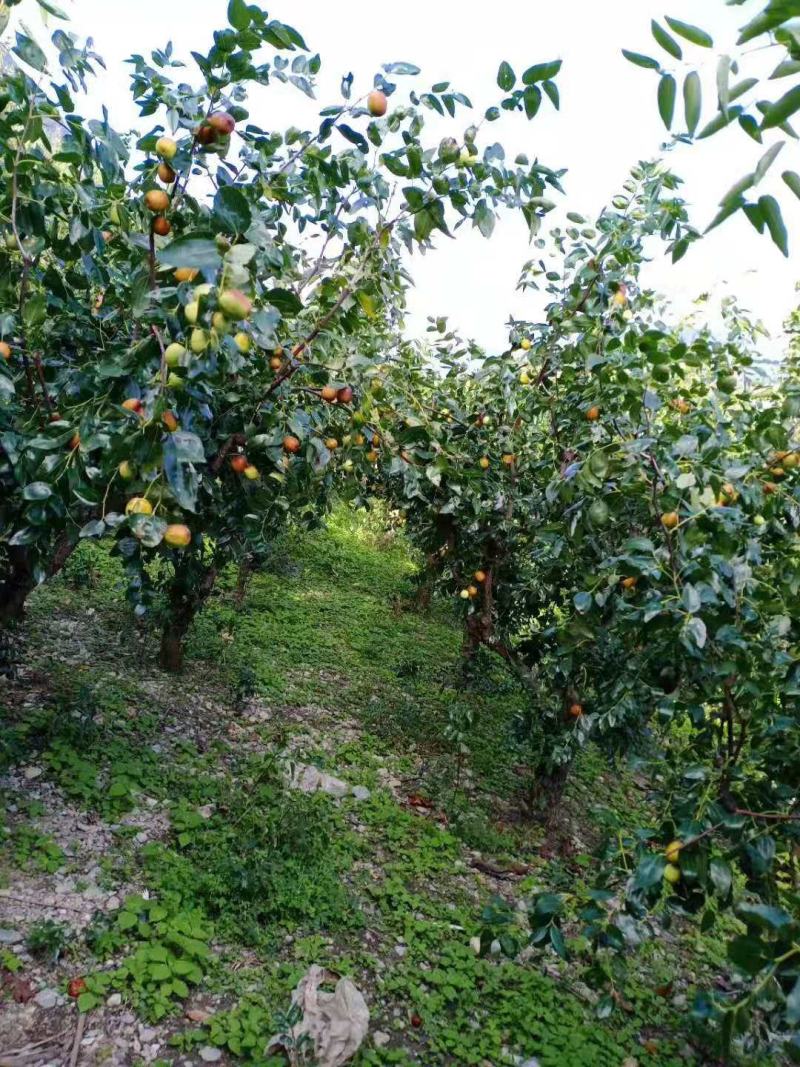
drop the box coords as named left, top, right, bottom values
left=14, top=0, right=800, bottom=355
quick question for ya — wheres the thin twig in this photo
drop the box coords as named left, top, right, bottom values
left=68, top=1011, right=86, bottom=1067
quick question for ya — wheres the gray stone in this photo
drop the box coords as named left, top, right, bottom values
left=373, top=1031, right=391, bottom=1048
left=106, top=895, right=121, bottom=911
left=23, top=765, right=43, bottom=780
left=34, top=988, right=60, bottom=1009
left=107, top=993, right=122, bottom=1007
left=0, top=929, right=22, bottom=944
left=199, top=1047, right=222, bottom=1062
left=351, top=785, right=371, bottom=801
left=393, top=944, right=407, bottom=958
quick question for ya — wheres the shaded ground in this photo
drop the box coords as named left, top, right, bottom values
left=0, top=509, right=759, bottom=1065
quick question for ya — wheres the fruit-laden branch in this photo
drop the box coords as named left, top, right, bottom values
left=209, top=432, right=247, bottom=475
left=33, top=353, right=53, bottom=415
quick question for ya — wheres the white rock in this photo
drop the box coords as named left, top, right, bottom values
left=107, top=993, right=122, bottom=1007
left=469, top=937, right=482, bottom=955
left=351, top=786, right=371, bottom=801
left=106, top=895, right=121, bottom=911
left=0, top=929, right=22, bottom=944
left=393, top=944, right=406, bottom=958
left=373, top=1031, right=391, bottom=1048
left=199, top=1047, right=222, bottom=1062
left=35, top=988, right=60, bottom=1009
left=23, top=765, right=43, bottom=780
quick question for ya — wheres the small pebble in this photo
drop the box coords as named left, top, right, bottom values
left=199, top=1047, right=222, bottom=1062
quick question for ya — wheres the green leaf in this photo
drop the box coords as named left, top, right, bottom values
left=338, top=124, right=368, bottom=153
left=77, top=991, right=97, bottom=1012
left=213, top=186, right=252, bottom=233
left=157, top=236, right=222, bottom=271
left=523, top=84, right=542, bottom=120
left=622, top=50, right=660, bottom=70
left=13, top=32, right=47, bottom=72
left=382, top=62, right=420, bottom=75
left=729, top=77, right=759, bottom=103
left=709, top=858, right=733, bottom=903
left=265, top=288, right=303, bottom=315
left=474, top=201, right=495, bottom=239
left=782, top=169, right=800, bottom=200
left=227, top=0, right=250, bottom=29
left=118, top=911, right=138, bottom=931
left=754, top=141, right=785, bottom=183
left=737, top=901, right=795, bottom=932
left=759, top=194, right=789, bottom=255
left=521, top=60, right=562, bottom=84
left=665, top=16, right=713, bottom=48
left=761, top=84, right=800, bottom=129
left=497, top=61, right=515, bottom=91
left=683, top=71, right=702, bottom=135
left=542, top=79, right=559, bottom=109
left=787, top=976, right=800, bottom=1026
left=22, top=482, right=52, bottom=501
left=651, top=20, right=683, bottom=60
left=717, top=55, right=731, bottom=116
left=658, top=74, right=677, bottom=130
left=697, top=104, right=743, bottom=139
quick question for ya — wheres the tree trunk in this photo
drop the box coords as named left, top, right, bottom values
left=0, top=546, right=34, bottom=625
left=0, top=535, right=76, bottom=626
left=159, top=563, right=218, bottom=672
left=234, top=556, right=254, bottom=610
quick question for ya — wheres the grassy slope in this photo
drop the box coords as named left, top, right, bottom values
left=0, top=508, right=762, bottom=1066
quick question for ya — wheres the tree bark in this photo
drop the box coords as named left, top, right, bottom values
left=0, top=534, right=76, bottom=626
left=159, top=564, right=218, bottom=672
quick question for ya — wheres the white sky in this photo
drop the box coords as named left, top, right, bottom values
left=16, top=0, right=800, bottom=354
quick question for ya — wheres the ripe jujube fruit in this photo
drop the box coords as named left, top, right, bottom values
left=122, top=397, right=143, bottom=414
left=283, top=435, right=301, bottom=454
left=153, top=216, right=171, bottom=237
left=164, top=524, right=191, bottom=548
left=337, top=385, right=354, bottom=404
left=568, top=703, right=583, bottom=718
left=161, top=411, right=179, bottom=432
left=367, top=89, right=388, bottom=117
left=321, top=386, right=338, bottom=402
left=174, top=267, right=198, bottom=283
left=586, top=405, right=600, bottom=421
left=218, top=289, right=252, bottom=321
left=208, top=111, right=236, bottom=134
left=155, top=136, right=177, bottom=160
left=144, top=189, right=170, bottom=213
left=195, top=123, right=217, bottom=145
left=157, top=162, right=176, bottom=184
left=0, top=341, right=11, bottom=359
left=125, top=497, right=153, bottom=516
left=230, top=455, right=248, bottom=473
left=661, top=511, right=679, bottom=530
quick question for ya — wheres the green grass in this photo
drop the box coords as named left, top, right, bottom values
left=0, top=505, right=772, bottom=1065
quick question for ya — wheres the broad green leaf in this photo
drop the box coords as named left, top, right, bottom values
left=759, top=194, right=789, bottom=255
left=157, top=237, right=222, bottom=271
left=266, top=288, right=303, bottom=315
left=729, top=77, right=759, bottom=103
left=13, top=32, right=47, bottom=72
left=717, top=55, right=731, bottom=116
left=697, top=104, right=743, bottom=139
left=622, top=50, right=660, bottom=70
left=658, top=74, right=676, bottom=130
left=761, top=84, right=800, bottom=129
left=787, top=977, right=800, bottom=1026
left=523, top=84, right=542, bottom=120
left=782, top=169, right=800, bottom=200
left=23, top=482, right=52, bottom=501
left=227, top=0, right=250, bottom=29
left=754, top=141, right=784, bottom=183
left=382, top=62, right=420, bottom=75
left=213, top=186, right=252, bottom=233
left=651, top=20, right=683, bottom=60
left=521, top=60, right=562, bottom=84
left=709, top=858, right=733, bottom=903
left=542, top=79, right=559, bottom=109
left=683, top=71, right=702, bottom=135
left=497, top=61, right=515, bottom=91
left=665, top=16, right=713, bottom=48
